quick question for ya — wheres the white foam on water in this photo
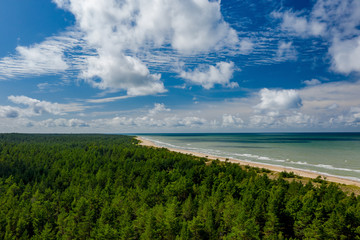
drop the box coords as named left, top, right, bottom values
left=139, top=135, right=360, bottom=183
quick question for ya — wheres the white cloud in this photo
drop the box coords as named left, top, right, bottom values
left=283, top=112, right=314, bottom=127
left=8, top=95, right=64, bottom=115
left=54, top=0, right=238, bottom=53
left=50, top=0, right=240, bottom=95
left=276, top=41, right=297, bottom=61
left=303, top=78, right=321, bottom=86
left=300, top=80, right=360, bottom=110
left=0, top=95, right=86, bottom=120
left=246, top=80, right=360, bottom=129
left=168, top=0, right=238, bottom=53
left=298, top=80, right=360, bottom=129
left=148, top=103, right=170, bottom=116
left=92, top=114, right=207, bottom=130
left=275, top=0, right=360, bottom=74
left=40, top=118, right=89, bottom=128
left=0, top=106, right=20, bottom=119
left=0, top=37, right=70, bottom=79
left=88, top=102, right=206, bottom=130
left=1, top=0, right=240, bottom=96
left=87, top=95, right=134, bottom=104
left=250, top=88, right=307, bottom=128
left=329, top=37, right=360, bottom=74
left=238, top=39, right=254, bottom=54
left=222, top=114, right=244, bottom=128
left=273, top=10, right=326, bottom=37
left=3, top=80, right=360, bottom=132
left=329, top=107, right=360, bottom=127
left=327, top=103, right=339, bottom=110
left=0, top=30, right=94, bottom=80
left=249, top=110, right=314, bottom=129
left=167, top=116, right=207, bottom=128
left=82, top=54, right=166, bottom=96
left=312, top=0, right=360, bottom=38
left=255, top=88, right=302, bottom=112
left=180, top=62, right=237, bottom=89
left=312, top=0, right=360, bottom=74
left=97, top=116, right=135, bottom=128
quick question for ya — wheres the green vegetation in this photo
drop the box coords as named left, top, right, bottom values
left=0, top=133, right=359, bottom=239
left=279, top=171, right=296, bottom=178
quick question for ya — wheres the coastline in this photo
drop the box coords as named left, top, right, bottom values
left=136, top=136, right=360, bottom=188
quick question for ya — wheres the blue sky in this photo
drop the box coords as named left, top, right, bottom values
left=0, top=0, right=360, bottom=133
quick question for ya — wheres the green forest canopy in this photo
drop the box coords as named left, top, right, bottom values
left=0, top=134, right=359, bottom=239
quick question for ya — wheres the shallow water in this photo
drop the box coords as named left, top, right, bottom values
left=138, top=133, right=360, bottom=182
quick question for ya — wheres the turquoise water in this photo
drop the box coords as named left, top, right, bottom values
left=138, top=133, right=360, bottom=182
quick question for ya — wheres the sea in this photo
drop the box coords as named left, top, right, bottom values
left=137, top=133, right=360, bottom=182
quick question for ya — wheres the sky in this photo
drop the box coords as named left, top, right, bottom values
left=0, top=0, right=360, bottom=133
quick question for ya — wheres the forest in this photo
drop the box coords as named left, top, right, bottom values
left=0, top=133, right=359, bottom=239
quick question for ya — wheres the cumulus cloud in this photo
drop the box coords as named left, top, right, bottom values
left=149, top=114, right=206, bottom=129
left=303, top=78, right=321, bottom=86
left=172, top=116, right=207, bottom=127
left=180, top=62, right=237, bottom=89
left=250, top=88, right=307, bottom=128
left=88, top=102, right=207, bottom=130
left=50, top=0, right=240, bottom=95
left=255, top=88, right=302, bottom=112
left=82, top=54, right=166, bottom=96
left=247, top=80, right=360, bottom=129
left=330, top=107, right=360, bottom=127
left=222, top=114, right=244, bottom=128
left=0, top=0, right=240, bottom=96
left=298, top=80, right=360, bottom=128
left=93, top=114, right=207, bottom=130
left=54, top=0, right=237, bottom=53
left=148, top=103, right=170, bottom=116
left=329, top=37, right=360, bottom=74
left=250, top=110, right=313, bottom=129
left=167, top=0, right=238, bottom=53
left=0, top=106, right=20, bottom=119
left=40, top=118, right=89, bottom=128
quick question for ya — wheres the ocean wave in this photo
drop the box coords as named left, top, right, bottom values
left=315, top=164, right=360, bottom=173
left=232, top=153, right=286, bottom=163
left=198, top=147, right=360, bottom=175
left=140, top=136, right=360, bottom=181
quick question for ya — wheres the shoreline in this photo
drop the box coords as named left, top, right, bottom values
left=136, top=136, right=360, bottom=188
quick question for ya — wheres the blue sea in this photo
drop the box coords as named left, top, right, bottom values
left=138, top=133, right=360, bottom=182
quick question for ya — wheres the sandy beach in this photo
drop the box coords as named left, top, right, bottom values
left=136, top=136, right=360, bottom=188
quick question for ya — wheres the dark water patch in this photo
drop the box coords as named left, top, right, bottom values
left=260, top=137, right=360, bottom=142
left=214, top=145, right=270, bottom=149
left=140, top=133, right=360, bottom=144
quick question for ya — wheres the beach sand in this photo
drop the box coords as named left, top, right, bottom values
left=136, top=136, right=360, bottom=188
